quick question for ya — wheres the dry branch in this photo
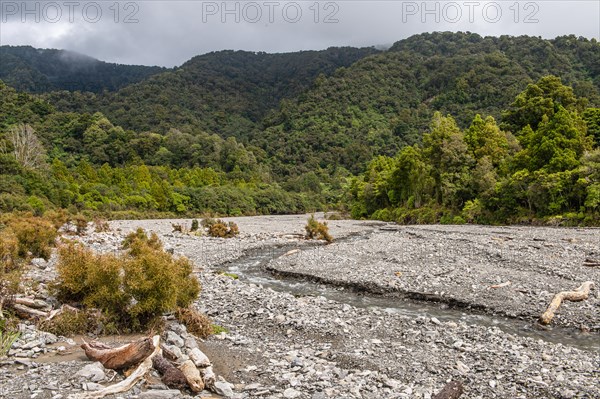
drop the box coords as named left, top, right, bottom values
left=583, top=259, right=600, bottom=267
left=45, top=304, right=80, bottom=321
left=81, top=336, right=155, bottom=370
left=433, top=381, right=464, bottom=399
left=539, top=281, right=595, bottom=325
left=68, top=335, right=160, bottom=399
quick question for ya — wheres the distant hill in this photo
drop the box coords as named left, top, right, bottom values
left=44, top=47, right=381, bottom=140
left=2, top=33, right=598, bottom=178
left=0, top=46, right=165, bottom=93
left=256, top=33, right=600, bottom=175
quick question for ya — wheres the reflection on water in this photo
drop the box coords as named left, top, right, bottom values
left=219, top=244, right=600, bottom=352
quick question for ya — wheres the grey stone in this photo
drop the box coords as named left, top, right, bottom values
left=165, top=331, right=184, bottom=347
left=76, top=362, right=106, bottom=382
left=213, top=379, right=234, bottom=398
left=284, top=388, right=302, bottom=398
left=138, top=390, right=183, bottom=399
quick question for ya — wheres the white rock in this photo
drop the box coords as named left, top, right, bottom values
left=138, top=390, right=182, bottom=399
left=189, top=347, right=211, bottom=367
left=284, top=387, right=302, bottom=398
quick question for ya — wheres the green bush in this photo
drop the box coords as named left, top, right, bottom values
left=190, top=219, right=199, bottom=232
left=171, top=223, right=184, bottom=233
left=1, top=228, right=22, bottom=314
left=94, top=218, right=110, bottom=232
left=121, top=228, right=162, bottom=253
left=305, top=215, right=332, bottom=243
left=0, top=319, right=20, bottom=357
left=54, top=230, right=201, bottom=331
left=72, top=214, right=89, bottom=235
left=207, top=219, right=239, bottom=238
left=38, top=308, right=113, bottom=336
left=9, top=216, right=57, bottom=260
left=201, top=218, right=216, bottom=228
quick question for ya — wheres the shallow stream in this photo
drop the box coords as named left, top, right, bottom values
left=217, top=235, right=600, bottom=352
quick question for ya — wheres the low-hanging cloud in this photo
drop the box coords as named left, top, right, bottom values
left=0, top=1, right=598, bottom=67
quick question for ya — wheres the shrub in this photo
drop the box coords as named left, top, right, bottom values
left=123, top=243, right=199, bottom=327
left=44, top=209, right=70, bottom=230
left=0, top=319, right=20, bottom=356
left=9, top=217, right=57, bottom=260
left=121, top=228, right=162, bottom=253
left=207, top=220, right=239, bottom=238
left=1, top=228, right=22, bottom=314
left=55, top=242, right=128, bottom=317
left=201, top=218, right=216, bottom=228
left=305, top=215, right=332, bottom=243
left=54, top=231, right=200, bottom=331
left=325, top=212, right=344, bottom=220
left=94, top=218, right=110, bottom=232
left=0, top=228, right=19, bottom=272
left=38, top=308, right=113, bottom=336
left=190, top=219, right=199, bottom=232
left=175, top=307, right=213, bottom=339
left=72, top=214, right=88, bottom=235
left=171, top=223, right=184, bottom=233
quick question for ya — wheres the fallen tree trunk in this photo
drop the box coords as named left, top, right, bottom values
left=152, top=354, right=188, bottom=390
left=539, top=281, right=595, bottom=325
left=12, top=303, right=49, bottom=319
left=433, top=381, right=464, bottom=399
left=69, top=335, right=160, bottom=399
left=583, top=259, right=600, bottom=267
left=81, top=336, right=155, bottom=370
left=14, top=297, right=51, bottom=310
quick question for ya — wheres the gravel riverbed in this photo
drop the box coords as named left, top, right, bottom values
left=1, top=215, right=599, bottom=399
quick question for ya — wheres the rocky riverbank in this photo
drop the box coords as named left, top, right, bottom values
left=1, top=215, right=599, bottom=399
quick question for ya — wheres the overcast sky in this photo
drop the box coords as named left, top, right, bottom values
left=0, top=1, right=599, bottom=67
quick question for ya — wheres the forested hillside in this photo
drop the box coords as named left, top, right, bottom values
left=0, top=32, right=599, bottom=224
left=348, top=76, right=600, bottom=224
left=0, top=46, right=165, bottom=93
left=258, top=33, right=600, bottom=176
left=44, top=47, right=380, bottom=139
left=0, top=82, right=324, bottom=216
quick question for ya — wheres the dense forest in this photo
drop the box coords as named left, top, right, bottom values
left=0, top=46, right=166, bottom=93
left=0, top=32, right=599, bottom=224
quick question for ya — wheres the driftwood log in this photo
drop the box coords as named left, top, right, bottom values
left=152, top=355, right=188, bottom=389
left=81, top=336, right=155, bottom=370
left=12, top=303, right=49, bottom=319
left=179, top=359, right=205, bottom=392
left=539, top=281, right=595, bottom=325
left=14, top=297, right=51, bottom=309
left=69, top=335, right=161, bottom=399
left=433, top=381, right=464, bottom=399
